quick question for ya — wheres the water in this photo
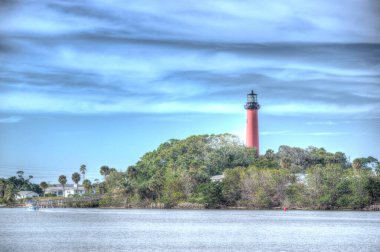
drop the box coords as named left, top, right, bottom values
left=1, top=208, right=379, bottom=252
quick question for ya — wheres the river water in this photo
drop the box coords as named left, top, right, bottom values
left=0, top=208, right=379, bottom=252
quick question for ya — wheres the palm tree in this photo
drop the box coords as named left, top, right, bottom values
left=352, top=159, right=362, bottom=170
left=80, top=164, right=87, bottom=181
left=71, top=172, right=81, bottom=191
left=265, top=149, right=275, bottom=161
left=0, top=178, right=6, bottom=198
left=100, top=165, right=110, bottom=180
left=58, top=175, right=67, bottom=197
left=82, top=179, right=92, bottom=194
left=39, top=181, right=48, bottom=197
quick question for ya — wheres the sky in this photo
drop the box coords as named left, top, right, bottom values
left=0, top=0, right=379, bottom=183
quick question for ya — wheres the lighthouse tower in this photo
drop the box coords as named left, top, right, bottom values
left=244, top=90, right=260, bottom=155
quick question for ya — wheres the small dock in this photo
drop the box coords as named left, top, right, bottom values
left=30, top=195, right=102, bottom=208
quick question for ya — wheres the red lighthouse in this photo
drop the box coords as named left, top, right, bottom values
left=244, top=90, right=260, bottom=155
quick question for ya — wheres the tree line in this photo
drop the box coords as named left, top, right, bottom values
left=108, top=134, right=380, bottom=209
left=1, top=134, right=380, bottom=209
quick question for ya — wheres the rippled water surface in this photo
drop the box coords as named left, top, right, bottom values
left=1, top=208, right=380, bottom=251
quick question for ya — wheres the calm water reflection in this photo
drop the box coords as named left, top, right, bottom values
left=1, top=208, right=379, bottom=252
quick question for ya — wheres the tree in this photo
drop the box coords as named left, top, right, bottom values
left=332, top=152, right=348, bottom=167
left=222, top=167, right=243, bottom=206
left=103, top=171, right=128, bottom=205
left=376, top=162, right=380, bottom=175
left=264, top=149, right=275, bottom=161
left=39, top=181, right=48, bottom=197
left=352, top=159, right=362, bottom=170
left=100, top=165, right=110, bottom=180
left=0, top=179, right=15, bottom=203
left=201, top=182, right=225, bottom=208
left=16, top=170, right=24, bottom=178
left=280, top=157, right=291, bottom=169
left=80, top=164, right=87, bottom=181
left=353, top=156, right=379, bottom=170
left=0, top=178, right=5, bottom=199
left=58, top=175, right=67, bottom=197
left=306, top=164, right=345, bottom=209
left=8, top=170, right=36, bottom=191
left=72, top=172, right=81, bottom=190
left=0, top=178, right=16, bottom=203
left=82, top=179, right=92, bottom=194
left=85, top=133, right=379, bottom=209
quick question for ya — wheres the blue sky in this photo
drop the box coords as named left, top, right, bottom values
left=0, top=0, right=379, bottom=183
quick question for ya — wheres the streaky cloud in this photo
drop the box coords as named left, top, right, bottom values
left=0, top=116, right=23, bottom=123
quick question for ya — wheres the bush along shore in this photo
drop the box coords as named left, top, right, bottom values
left=1, top=134, right=380, bottom=210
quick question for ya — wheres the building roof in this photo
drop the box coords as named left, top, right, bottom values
left=17, top=191, right=39, bottom=196
left=48, top=183, right=80, bottom=187
left=210, top=174, right=225, bottom=181
left=46, top=185, right=84, bottom=191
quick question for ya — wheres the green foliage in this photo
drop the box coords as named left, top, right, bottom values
left=40, top=181, right=48, bottom=196
left=366, top=176, right=380, bottom=203
left=3, top=134, right=379, bottom=210
left=352, top=156, right=379, bottom=170
left=100, top=165, right=111, bottom=180
left=6, top=171, right=42, bottom=195
left=285, top=183, right=307, bottom=207
left=305, top=165, right=379, bottom=209
left=114, top=135, right=379, bottom=209
left=277, top=145, right=349, bottom=172
left=58, top=175, right=67, bottom=187
left=239, top=166, right=291, bottom=208
left=71, top=172, right=81, bottom=185
left=94, top=181, right=105, bottom=195
left=222, top=167, right=243, bottom=206
left=254, top=158, right=280, bottom=169
left=80, top=164, right=87, bottom=180
left=306, top=164, right=344, bottom=208
left=44, top=193, right=57, bottom=197
left=0, top=178, right=16, bottom=203
left=0, top=171, right=43, bottom=203
left=104, top=170, right=127, bottom=195
left=200, top=182, right=225, bottom=208
left=127, top=134, right=256, bottom=205
left=162, top=171, right=188, bottom=206
left=82, top=179, right=92, bottom=194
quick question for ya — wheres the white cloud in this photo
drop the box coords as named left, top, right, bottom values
left=305, top=121, right=336, bottom=125
left=0, top=116, right=23, bottom=123
left=0, top=92, right=241, bottom=114
left=1, top=90, right=378, bottom=117
left=260, top=130, right=350, bottom=136
left=305, top=132, right=349, bottom=136
left=264, top=103, right=377, bottom=115
left=2, top=0, right=379, bottom=43
left=305, top=121, right=355, bottom=126
left=260, top=131, right=289, bottom=135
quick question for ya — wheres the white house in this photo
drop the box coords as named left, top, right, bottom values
left=210, top=174, right=225, bottom=182
left=45, top=184, right=85, bottom=197
left=16, top=191, right=39, bottom=200
left=63, top=186, right=85, bottom=197
left=295, top=173, right=307, bottom=183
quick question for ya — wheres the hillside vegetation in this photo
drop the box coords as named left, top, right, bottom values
left=103, top=134, right=380, bottom=209
left=2, top=134, right=380, bottom=209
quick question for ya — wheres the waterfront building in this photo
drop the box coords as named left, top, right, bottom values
left=16, top=191, right=39, bottom=200
left=45, top=184, right=86, bottom=197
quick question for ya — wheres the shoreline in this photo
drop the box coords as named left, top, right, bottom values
left=2, top=204, right=380, bottom=211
